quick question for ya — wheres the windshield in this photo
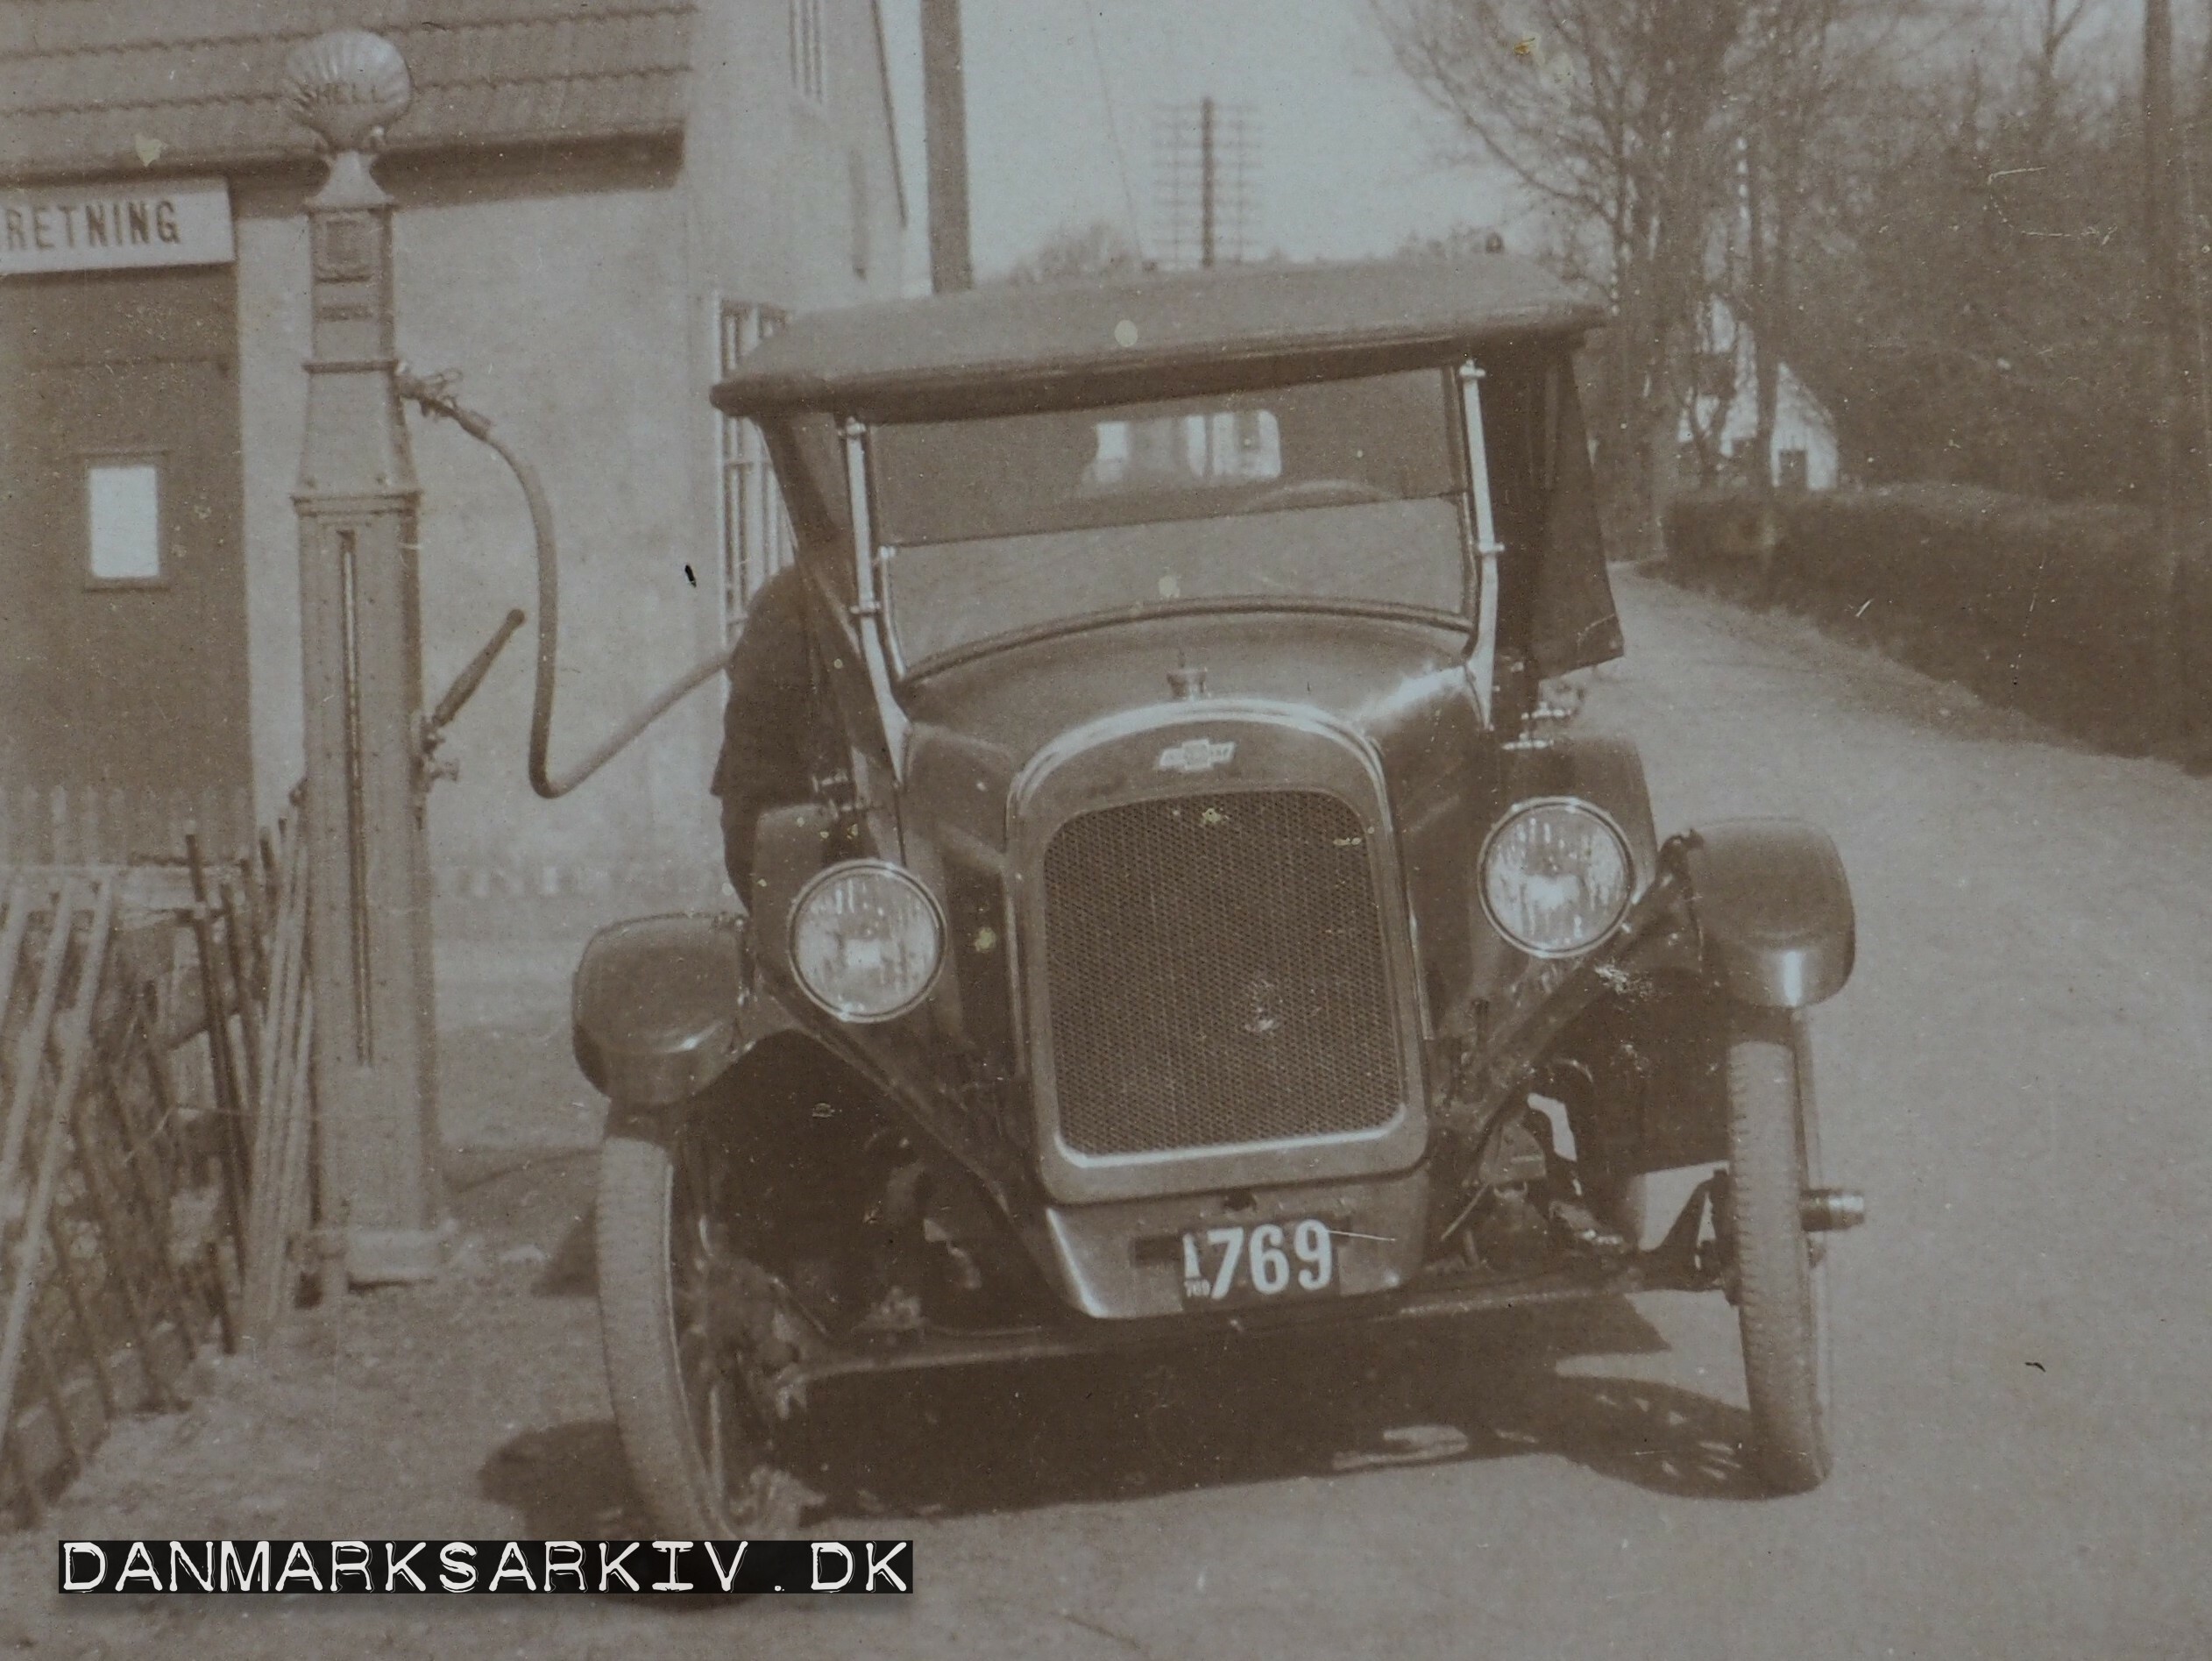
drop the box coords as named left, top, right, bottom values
left=869, top=371, right=1469, bottom=671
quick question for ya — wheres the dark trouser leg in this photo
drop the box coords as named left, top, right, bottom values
left=721, top=792, right=763, bottom=904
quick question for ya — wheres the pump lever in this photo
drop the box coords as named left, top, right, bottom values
left=425, top=607, right=526, bottom=745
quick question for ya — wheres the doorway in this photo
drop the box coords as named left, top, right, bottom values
left=0, top=265, right=250, bottom=861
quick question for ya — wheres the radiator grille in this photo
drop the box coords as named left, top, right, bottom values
left=1041, top=790, right=1405, bottom=1157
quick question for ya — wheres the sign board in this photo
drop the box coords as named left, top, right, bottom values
left=1, top=178, right=233, bottom=277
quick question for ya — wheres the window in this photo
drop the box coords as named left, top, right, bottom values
left=873, top=373, right=1469, bottom=671
left=86, top=458, right=162, bottom=582
left=872, top=372, right=1454, bottom=545
left=1778, top=447, right=1810, bottom=491
left=790, top=0, right=826, bottom=106
left=718, top=302, right=794, bottom=641
left=1084, top=410, right=1281, bottom=493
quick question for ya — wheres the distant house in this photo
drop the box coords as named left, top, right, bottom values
left=0, top=0, right=905, bottom=885
left=1681, top=299, right=1840, bottom=492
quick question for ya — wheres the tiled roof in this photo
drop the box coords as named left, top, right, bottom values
left=0, top=1, right=692, bottom=183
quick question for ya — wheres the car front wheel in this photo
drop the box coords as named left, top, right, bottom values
left=598, top=1108, right=804, bottom=1536
left=1723, top=1005, right=1833, bottom=1494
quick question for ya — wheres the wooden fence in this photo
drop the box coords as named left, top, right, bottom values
left=0, top=786, right=253, bottom=870
left=0, top=813, right=314, bottom=1526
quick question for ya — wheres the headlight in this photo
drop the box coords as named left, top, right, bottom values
left=1478, top=798, right=1633, bottom=958
left=788, top=861, right=946, bottom=1022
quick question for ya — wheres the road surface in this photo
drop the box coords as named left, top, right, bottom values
left=5, top=571, right=2208, bottom=1658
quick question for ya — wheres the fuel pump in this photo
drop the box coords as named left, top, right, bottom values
left=285, top=32, right=729, bottom=1288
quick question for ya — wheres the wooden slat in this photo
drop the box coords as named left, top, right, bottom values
left=241, top=828, right=308, bottom=1343
left=2, top=1320, right=194, bottom=1521
left=70, top=1118, right=170, bottom=1412
left=0, top=881, right=32, bottom=1030
left=0, top=786, right=310, bottom=1501
left=179, top=867, right=250, bottom=1270
left=40, top=1208, right=112, bottom=1426
left=0, top=882, right=82, bottom=1208
left=23, top=1324, right=82, bottom=1487
left=255, top=993, right=315, bottom=1337
left=92, top=1053, right=182, bottom=1328
left=0, top=881, right=116, bottom=1447
left=217, top=877, right=263, bottom=1125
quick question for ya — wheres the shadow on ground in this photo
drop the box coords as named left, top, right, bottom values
left=479, top=1295, right=1759, bottom=1536
left=443, top=1145, right=599, bottom=1295
left=480, top=1422, right=651, bottom=1537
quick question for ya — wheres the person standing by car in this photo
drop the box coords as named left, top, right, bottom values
left=711, top=561, right=820, bottom=899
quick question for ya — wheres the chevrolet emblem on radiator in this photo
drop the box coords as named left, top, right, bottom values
left=1157, top=738, right=1237, bottom=774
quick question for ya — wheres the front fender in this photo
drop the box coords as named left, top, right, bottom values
left=1681, top=820, right=1854, bottom=1007
left=571, top=912, right=796, bottom=1106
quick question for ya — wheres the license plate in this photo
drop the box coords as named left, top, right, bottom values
left=1177, top=1219, right=1337, bottom=1307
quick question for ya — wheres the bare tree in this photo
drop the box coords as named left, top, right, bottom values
left=1001, top=219, right=1145, bottom=286
left=1776, top=4, right=2160, bottom=502
left=1731, top=0, right=1845, bottom=498
left=2025, top=0, right=2092, bottom=159
left=1375, top=0, right=1915, bottom=545
left=1373, top=0, right=1758, bottom=554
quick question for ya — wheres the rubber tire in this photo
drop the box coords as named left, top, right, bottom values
left=598, top=1117, right=799, bottom=1537
left=1724, top=1006, right=1833, bottom=1495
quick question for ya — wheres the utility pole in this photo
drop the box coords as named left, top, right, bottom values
left=1200, top=96, right=1217, bottom=269
left=920, top=0, right=973, bottom=292
left=2146, top=0, right=2210, bottom=753
left=1152, top=99, right=1257, bottom=270
left=2149, top=0, right=2185, bottom=511
left=284, top=31, right=443, bottom=1287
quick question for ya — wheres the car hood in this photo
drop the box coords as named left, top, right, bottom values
left=900, top=610, right=1485, bottom=848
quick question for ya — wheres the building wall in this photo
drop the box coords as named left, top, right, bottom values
left=0, top=264, right=252, bottom=857
left=688, top=0, right=907, bottom=313
left=238, top=1, right=906, bottom=886
left=238, top=153, right=727, bottom=883
left=1692, top=360, right=1841, bottom=492
left=1684, top=303, right=1842, bottom=493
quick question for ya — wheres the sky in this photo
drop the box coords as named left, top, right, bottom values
left=876, top=0, right=2164, bottom=294
left=876, top=0, right=1528, bottom=288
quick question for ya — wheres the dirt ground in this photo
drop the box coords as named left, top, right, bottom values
left=4, top=571, right=2210, bottom=1659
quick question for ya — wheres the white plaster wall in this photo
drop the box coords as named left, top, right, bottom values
left=234, top=197, right=310, bottom=833
left=1683, top=312, right=1843, bottom=493
left=235, top=2, right=907, bottom=881
left=1775, top=365, right=1841, bottom=490
left=236, top=170, right=728, bottom=880
left=688, top=0, right=908, bottom=316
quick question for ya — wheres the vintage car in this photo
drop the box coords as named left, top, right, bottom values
left=572, top=254, right=1863, bottom=1532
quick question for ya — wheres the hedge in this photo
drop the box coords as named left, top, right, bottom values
left=1663, top=485, right=2212, bottom=755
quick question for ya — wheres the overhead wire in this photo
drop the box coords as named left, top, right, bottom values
left=1081, top=2, right=1147, bottom=260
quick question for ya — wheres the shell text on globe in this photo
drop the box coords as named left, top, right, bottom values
left=284, top=30, right=414, bottom=152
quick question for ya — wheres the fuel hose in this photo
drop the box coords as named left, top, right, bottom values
left=396, top=370, right=729, bottom=799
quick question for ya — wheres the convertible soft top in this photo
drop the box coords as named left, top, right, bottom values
left=712, top=253, right=1604, bottom=422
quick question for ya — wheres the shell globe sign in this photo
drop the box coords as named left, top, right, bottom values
left=283, top=29, right=415, bottom=153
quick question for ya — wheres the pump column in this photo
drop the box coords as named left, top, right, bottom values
left=286, top=31, right=442, bottom=1286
